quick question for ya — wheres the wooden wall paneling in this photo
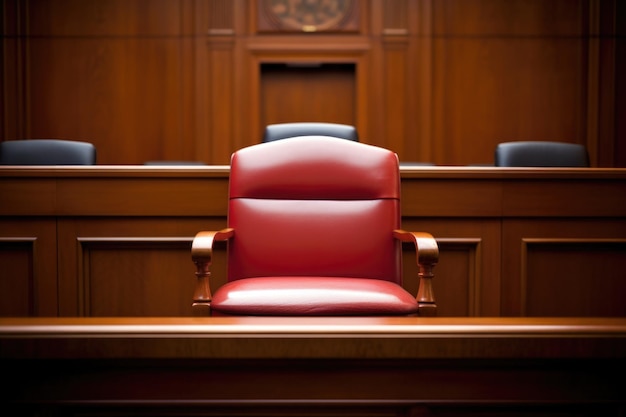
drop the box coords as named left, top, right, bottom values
left=401, top=238, right=481, bottom=317
left=3, top=0, right=625, bottom=167
left=379, top=0, right=435, bottom=163
left=207, top=0, right=236, bottom=35
left=77, top=236, right=196, bottom=317
left=382, top=0, right=409, bottom=33
left=402, top=218, right=501, bottom=317
left=30, top=38, right=188, bottom=165
left=247, top=0, right=369, bottom=146
left=400, top=175, right=503, bottom=217
left=365, top=51, right=382, bottom=146
left=203, top=0, right=237, bottom=164
left=192, top=0, right=211, bottom=163
left=3, top=167, right=625, bottom=318
left=0, top=176, right=56, bottom=215
left=178, top=35, right=198, bottom=163
left=246, top=37, right=371, bottom=147
left=614, top=1, right=626, bottom=167
left=56, top=217, right=227, bottom=317
left=25, top=0, right=184, bottom=36
left=521, top=238, right=626, bottom=317
left=0, top=237, right=36, bottom=316
left=120, top=38, right=188, bottom=164
left=0, top=177, right=58, bottom=315
left=378, top=0, right=424, bottom=161
left=587, top=0, right=624, bottom=168
left=0, top=219, right=57, bottom=316
left=501, top=219, right=626, bottom=317
left=169, top=0, right=197, bottom=163
left=400, top=173, right=504, bottom=316
left=501, top=177, right=626, bottom=217
left=380, top=36, right=409, bottom=156
left=431, top=0, right=590, bottom=166
left=260, top=63, right=356, bottom=128
left=1, top=0, right=25, bottom=140
left=352, top=1, right=370, bottom=143
left=232, top=0, right=250, bottom=154
left=354, top=39, right=371, bottom=144
left=592, top=0, right=620, bottom=167
left=366, top=0, right=384, bottom=146
left=55, top=175, right=229, bottom=217
left=207, top=36, right=236, bottom=164
left=437, top=238, right=483, bottom=317
left=364, top=0, right=380, bottom=146
left=22, top=0, right=192, bottom=164
left=406, top=0, right=434, bottom=164
left=586, top=0, right=602, bottom=166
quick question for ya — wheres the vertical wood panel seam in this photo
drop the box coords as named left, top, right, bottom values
left=586, top=0, right=600, bottom=166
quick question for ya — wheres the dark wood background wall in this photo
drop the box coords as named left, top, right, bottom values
left=2, top=0, right=624, bottom=166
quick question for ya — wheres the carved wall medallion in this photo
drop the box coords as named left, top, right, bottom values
left=258, top=0, right=358, bottom=33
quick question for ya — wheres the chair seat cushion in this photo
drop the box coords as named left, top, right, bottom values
left=211, top=277, right=419, bottom=316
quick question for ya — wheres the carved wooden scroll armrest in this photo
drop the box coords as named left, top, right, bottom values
left=190, top=228, right=234, bottom=315
left=393, top=229, right=439, bottom=316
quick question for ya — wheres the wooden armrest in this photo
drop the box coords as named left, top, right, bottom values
left=191, top=228, right=234, bottom=315
left=191, top=228, right=234, bottom=262
left=393, top=229, right=439, bottom=316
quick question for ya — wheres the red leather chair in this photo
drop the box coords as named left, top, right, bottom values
left=191, top=136, right=439, bottom=316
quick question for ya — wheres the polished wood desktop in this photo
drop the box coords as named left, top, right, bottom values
left=1, top=166, right=626, bottom=317
left=1, top=317, right=625, bottom=415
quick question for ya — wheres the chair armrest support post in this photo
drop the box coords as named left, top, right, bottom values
left=191, top=228, right=234, bottom=315
left=393, top=229, right=439, bottom=316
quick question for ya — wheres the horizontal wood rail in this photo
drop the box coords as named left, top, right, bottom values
left=2, top=316, right=626, bottom=359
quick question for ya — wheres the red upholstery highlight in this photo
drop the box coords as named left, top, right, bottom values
left=211, top=277, right=419, bottom=316
left=230, top=135, right=399, bottom=200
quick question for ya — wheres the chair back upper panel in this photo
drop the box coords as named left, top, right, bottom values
left=228, top=136, right=401, bottom=283
left=0, top=139, right=96, bottom=165
left=262, top=122, right=359, bottom=142
left=495, top=141, right=589, bottom=167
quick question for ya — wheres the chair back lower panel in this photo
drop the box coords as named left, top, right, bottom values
left=228, top=199, right=401, bottom=283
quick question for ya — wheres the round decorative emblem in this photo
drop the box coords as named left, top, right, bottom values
left=264, top=0, right=353, bottom=32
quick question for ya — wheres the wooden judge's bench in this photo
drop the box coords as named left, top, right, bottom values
left=1, top=165, right=626, bottom=318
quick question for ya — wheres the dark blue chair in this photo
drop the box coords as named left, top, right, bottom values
left=262, top=122, right=359, bottom=142
left=0, top=139, right=96, bottom=165
left=495, top=141, right=589, bottom=167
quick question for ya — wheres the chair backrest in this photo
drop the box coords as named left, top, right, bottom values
left=227, top=135, right=401, bottom=284
left=262, top=122, right=359, bottom=142
left=0, top=139, right=96, bottom=165
left=494, top=141, right=589, bottom=167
